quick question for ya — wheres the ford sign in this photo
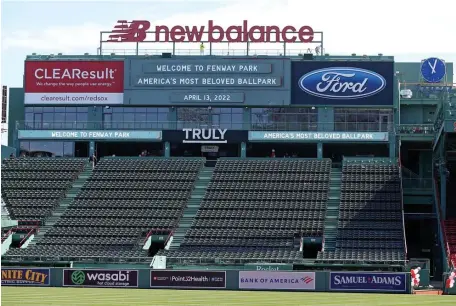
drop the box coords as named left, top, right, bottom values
left=298, top=67, right=386, bottom=100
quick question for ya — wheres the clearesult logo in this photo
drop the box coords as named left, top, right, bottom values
left=71, top=270, right=86, bottom=285
left=298, top=67, right=386, bottom=100
left=34, top=68, right=117, bottom=80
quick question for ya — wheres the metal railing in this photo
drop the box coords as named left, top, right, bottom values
left=398, top=159, right=408, bottom=259
left=1, top=255, right=152, bottom=263
left=397, top=124, right=434, bottom=135
left=402, top=178, right=433, bottom=189
left=433, top=177, right=451, bottom=271
left=17, top=121, right=395, bottom=133
left=99, top=48, right=314, bottom=57
left=165, top=257, right=407, bottom=266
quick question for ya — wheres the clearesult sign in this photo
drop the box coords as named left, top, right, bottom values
left=329, top=272, right=407, bottom=292
left=239, top=271, right=315, bottom=290
left=108, top=20, right=315, bottom=43
left=24, top=61, right=125, bottom=105
left=1, top=268, right=50, bottom=286
left=63, top=269, right=138, bottom=288
left=150, top=270, right=226, bottom=289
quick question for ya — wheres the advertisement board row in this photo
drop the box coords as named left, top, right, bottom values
left=1, top=268, right=408, bottom=292
left=24, top=59, right=394, bottom=106
left=17, top=129, right=391, bottom=143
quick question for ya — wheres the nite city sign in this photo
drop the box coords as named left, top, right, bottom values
left=108, top=20, right=314, bottom=43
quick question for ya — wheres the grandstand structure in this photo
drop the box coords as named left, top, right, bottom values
left=1, top=42, right=455, bottom=280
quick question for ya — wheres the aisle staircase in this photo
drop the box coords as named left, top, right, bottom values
left=27, top=164, right=93, bottom=246
left=169, top=167, right=214, bottom=250
left=322, top=166, right=342, bottom=251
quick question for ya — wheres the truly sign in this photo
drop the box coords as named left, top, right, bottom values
left=108, top=20, right=315, bottom=43
left=183, top=128, right=227, bottom=144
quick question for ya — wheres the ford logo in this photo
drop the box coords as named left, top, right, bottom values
left=298, top=67, right=386, bottom=100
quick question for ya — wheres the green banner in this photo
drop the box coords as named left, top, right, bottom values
left=249, top=131, right=389, bottom=142
left=244, top=264, right=293, bottom=271
left=18, top=130, right=162, bottom=141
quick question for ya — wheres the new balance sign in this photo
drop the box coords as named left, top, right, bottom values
left=108, top=20, right=315, bottom=43
left=239, top=271, right=315, bottom=290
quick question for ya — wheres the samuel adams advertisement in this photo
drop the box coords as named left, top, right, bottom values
left=330, top=272, right=407, bottom=292
left=63, top=269, right=138, bottom=288
left=2, top=268, right=50, bottom=286
left=150, top=270, right=226, bottom=288
left=291, top=61, right=394, bottom=106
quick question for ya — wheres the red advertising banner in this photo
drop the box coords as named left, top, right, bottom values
left=24, top=61, right=124, bottom=105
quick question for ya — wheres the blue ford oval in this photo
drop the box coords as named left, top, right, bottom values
left=298, top=67, right=386, bottom=100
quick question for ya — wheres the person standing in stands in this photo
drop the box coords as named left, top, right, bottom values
left=270, top=149, right=276, bottom=158
left=90, top=153, right=97, bottom=169
left=200, top=42, right=205, bottom=55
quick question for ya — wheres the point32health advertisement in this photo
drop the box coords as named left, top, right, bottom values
left=239, top=271, right=315, bottom=290
left=150, top=270, right=226, bottom=289
left=63, top=269, right=138, bottom=288
left=329, top=272, right=407, bottom=292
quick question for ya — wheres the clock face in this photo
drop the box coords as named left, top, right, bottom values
left=420, top=58, right=446, bottom=83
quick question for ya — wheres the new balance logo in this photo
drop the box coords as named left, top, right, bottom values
left=107, top=20, right=315, bottom=43
left=108, top=20, right=151, bottom=42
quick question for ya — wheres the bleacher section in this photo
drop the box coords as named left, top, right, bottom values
left=161, top=159, right=331, bottom=262
left=317, top=159, right=406, bottom=264
left=1, top=158, right=86, bottom=222
left=444, top=219, right=456, bottom=267
left=3, top=158, right=204, bottom=260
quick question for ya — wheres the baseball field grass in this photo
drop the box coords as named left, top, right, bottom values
left=1, top=287, right=455, bottom=306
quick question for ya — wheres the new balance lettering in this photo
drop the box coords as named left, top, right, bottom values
left=108, top=20, right=315, bottom=43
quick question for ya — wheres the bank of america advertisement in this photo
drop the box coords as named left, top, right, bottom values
left=291, top=61, right=394, bottom=106
left=24, top=61, right=125, bottom=105
left=124, top=58, right=290, bottom=105
left=239, top=271, right=315, bottom=290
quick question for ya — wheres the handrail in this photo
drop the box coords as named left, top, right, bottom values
left=433, top=177, right=451, bottom=270
left=143, top=228, right=173, bottom=245
left=16, top=120, right=396, bottom=133
left=1, top=229, right=13, bottom=243
left=401, top=166, right=420, bottom=179
left=398, top=157, right=408, bottom=258
left=18, top=227, right=38, bottom=248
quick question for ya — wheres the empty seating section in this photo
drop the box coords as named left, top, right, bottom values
left=444, top=219, right=456, bottom=267
left=4, top=158, right=204, bottom=259
left=163, top=159, right=331, bottom=261
left=1, top=158, right=86, bottom=221
left=318, top=160, right=406, bottom=263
